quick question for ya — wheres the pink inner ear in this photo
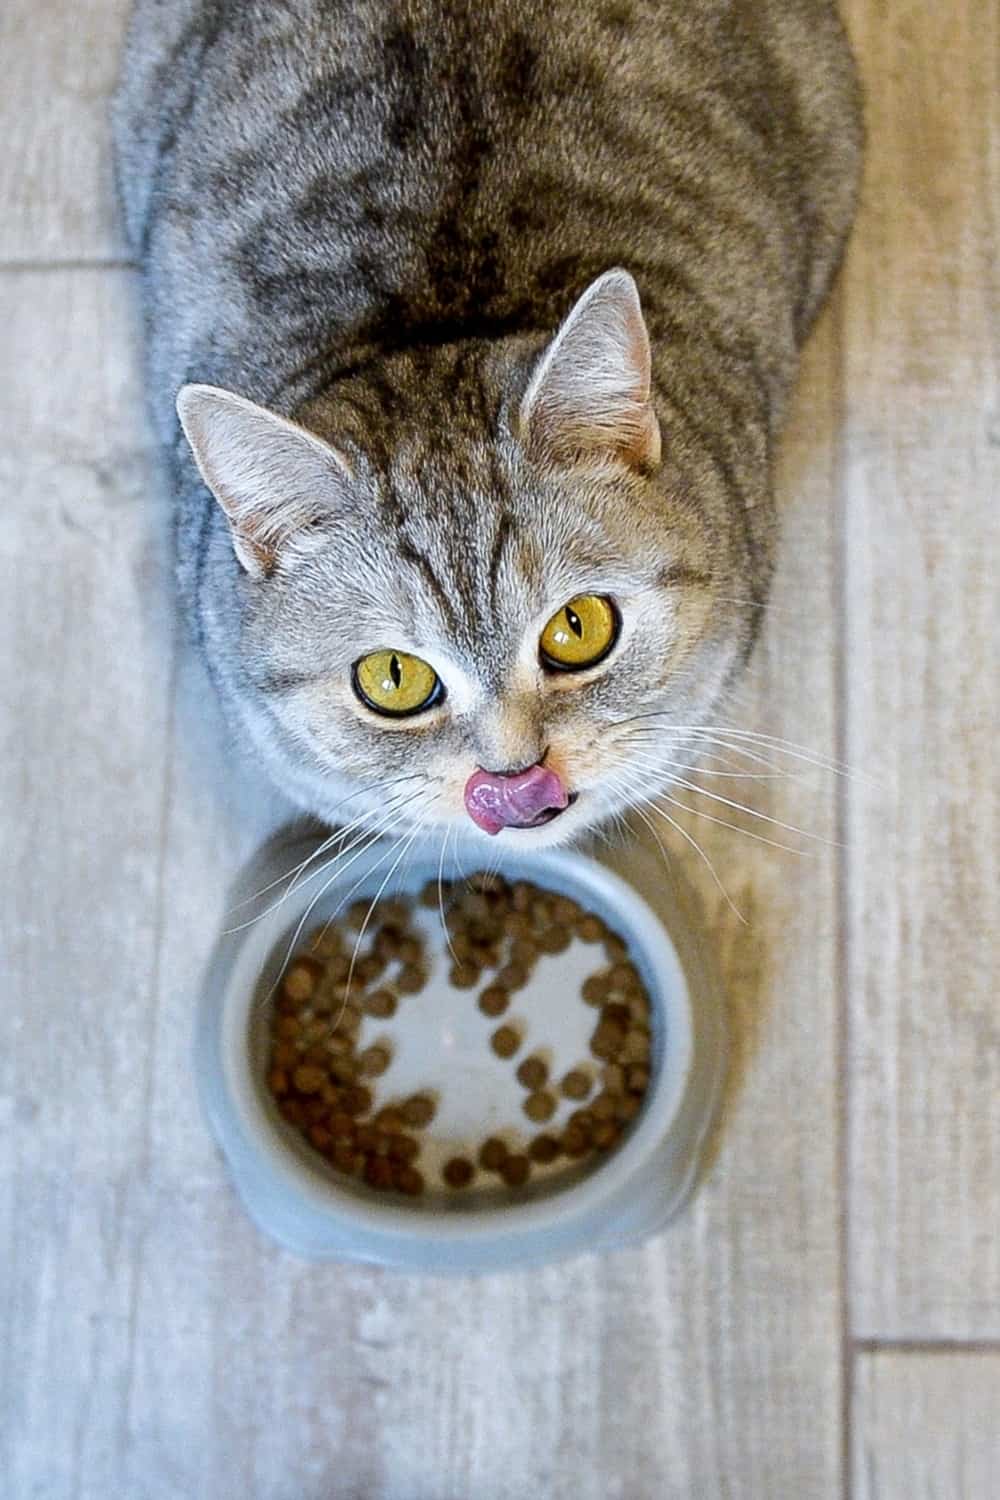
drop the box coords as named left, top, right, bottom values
left=464, top=765, right=569, bottom=835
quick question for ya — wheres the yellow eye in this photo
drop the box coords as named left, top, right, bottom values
left=352, top=650, right=443, bottom=717
left=539, top=594, right=619, bottom=671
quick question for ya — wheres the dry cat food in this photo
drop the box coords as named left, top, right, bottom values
left=265, top=872, right=653, bottom=1199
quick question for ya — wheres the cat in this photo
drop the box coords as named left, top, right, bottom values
left=113, top=0, right=862, bottom=848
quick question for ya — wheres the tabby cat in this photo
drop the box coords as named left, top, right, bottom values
left=113, top=0, right=861, bottom=845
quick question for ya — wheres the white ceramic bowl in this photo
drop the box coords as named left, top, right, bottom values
left=196, top=831, right=725, bottom=1273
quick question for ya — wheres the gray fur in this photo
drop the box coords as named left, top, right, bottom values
left=113, top=0, right=862, bottom=846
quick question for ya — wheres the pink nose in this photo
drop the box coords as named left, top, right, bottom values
left=464, top=764, right=570, bottom=836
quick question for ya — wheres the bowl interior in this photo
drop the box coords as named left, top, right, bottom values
left=220, top=842, right=694, bottom=1238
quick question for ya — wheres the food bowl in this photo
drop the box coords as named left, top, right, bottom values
left=195, top=830, right=725, bottom=1273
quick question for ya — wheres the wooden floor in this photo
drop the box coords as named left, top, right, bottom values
left=1, top=2, right=997, bottom=1496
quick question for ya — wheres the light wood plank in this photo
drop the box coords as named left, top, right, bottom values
left=112, top=302, right=844, bottom=1499
left=0, top=270, right=172, bottom=1494
left=0, top=0, right=131, bottom=262
left=841, top=0, right=1000, bottom=1338
left=854, top=1352, right=1000, bottom=1500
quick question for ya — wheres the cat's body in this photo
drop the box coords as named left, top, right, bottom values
left=114, top=0, right=861, bottom=845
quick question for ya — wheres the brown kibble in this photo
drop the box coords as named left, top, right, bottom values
left=602, top=1001, right=631, bottom=1027
left=491, top=1025, right=521, bottom=1059
left=275, top=1014, right=301, bottom=1040
left=329, top=1112, right=356, bottom=1141
left=308, top=1124, right=333, bottom=1152
left=354, top=1123, right=380, bottom=1153
left=328, top=1056, right=359, bottom=1086
left=511, top=881, right=536, bottom=912
left=553, top=895, right=580, bottom=924
left=374, top=927, right=402, bottom=962
left=536, top=926, right=572, bottom=955
left=303, top=1096, right=330, bottom=1124
left=628, top=992, right=651, bottom=1023
left=387, top=1133, right=420, bottom=1164
left=396, top=963, right=425, bottom=994
left=561, top=1125, right=590, bottom=1158
left=338, top=1002, right=363, bottom=1033
left=358, top=1044, right=391, bottom=1077
left=616, top=1093, right=642, bottom=1123
left=609, top=962, right=640, bottom=991
left=529, top=896, right=553, bottom=926
left=621, top=1029, right=651, bottom=1065
left=398, top=935, right=423, bottom=964
left=373, top=1107, right=405, bottom=1135
left=604, top=934, right=628, bottom=963
left=364, top=1156, right=395, bottom=1189
left=516, top=1056, right=549, bottom=1090
left=560, top=1069, right=592, bottom=1101
left=331, top=1143, right=364, bottom=1176
left=593, top=1120, right=620, bottom=1151
left=443, top=1156, right=475, bottom=1189
left=394, top=1165, right=425, bottom=1196
left=602, top=1062, right=626, bottom=1095
left=279, top=1097, right=307, bottom=1127
left=590, top=1020, right=626, bottom=1060
left=496, top=962, right=529, bottom=992
left=510, top=937, right=539, bottom=968
left=459, top=891, right=491, bottom=923
left=345, top=900, right=370, bottom=930
left=478, top=1137, right=509, bottom=1171
left=576, top=914, right=605, bottom=942
left=364, top=989, right=397, bottom=1019
left=308, top=927, right=342, bottom=959
left=356, top=954, right=386, bottom=986
left=449, top=931, right=474, bottom=961
left=627, top=1064, right=651, bottom=1094
left=272, top=1041, right=297, bottom=1069
left=503, top=911, right=533, bottom=939
left=267, top=1067, right=289, bottom=1097
left=449, top=962, right=480, bottom=989
left=529, top=1134, right=561, bottom=1164
left=292, top=1064, right=326, bottom=1095
left=419, top=879, right=443, bottom=908
left=582, top=972, right=612, bottom=1006
left=524, top=1089, right=557, bottom=1122
left=401, top=1094, right=437, bottom=1128
left=501, top=1154, right=531, bottom=1187
left=478, top=985, right=510, bottom=1018
left=281, top=958, right=322, bottom=1002
left=342, top=1084, right=374, bottom=1117
left=592, top=1090, right=618, bottom=1121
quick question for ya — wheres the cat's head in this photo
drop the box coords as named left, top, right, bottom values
left=178, top=270, right=758, bottom=847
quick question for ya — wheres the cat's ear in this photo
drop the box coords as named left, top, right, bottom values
left=176, top=384, right=352, bottom=577
left=518, top=268, right=661, bottom=472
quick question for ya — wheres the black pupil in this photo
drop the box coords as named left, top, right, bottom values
left=566, top=606, right=583, bottom=638
left=389, top=654, right=402, bottom=688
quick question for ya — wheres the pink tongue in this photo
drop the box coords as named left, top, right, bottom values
left=464, top=765, right=569, bottom=836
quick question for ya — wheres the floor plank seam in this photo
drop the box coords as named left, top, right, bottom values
left=831, top=280, right=855, bottom=1500
left=853, top=1339, right=1000, bottom=1357
left=0, top=258, right=138, bottom=273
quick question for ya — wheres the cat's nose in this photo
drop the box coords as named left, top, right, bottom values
left=464, top=763, right=570, bottom=836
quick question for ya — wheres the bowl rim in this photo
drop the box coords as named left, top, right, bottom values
left=215, top=839, right=695, bottom=1244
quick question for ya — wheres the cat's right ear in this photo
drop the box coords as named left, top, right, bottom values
left=176, top=384, right=353, bottom=577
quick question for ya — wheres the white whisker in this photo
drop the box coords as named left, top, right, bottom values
left=613, top=769, right=747, bottom=925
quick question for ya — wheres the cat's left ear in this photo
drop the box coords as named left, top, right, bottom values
left=176, top=384, right=353, bottom=577
left=518, top=268, right=661, bottom=472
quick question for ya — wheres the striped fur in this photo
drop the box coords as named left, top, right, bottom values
left=113, top=0, right=862, bottom=845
